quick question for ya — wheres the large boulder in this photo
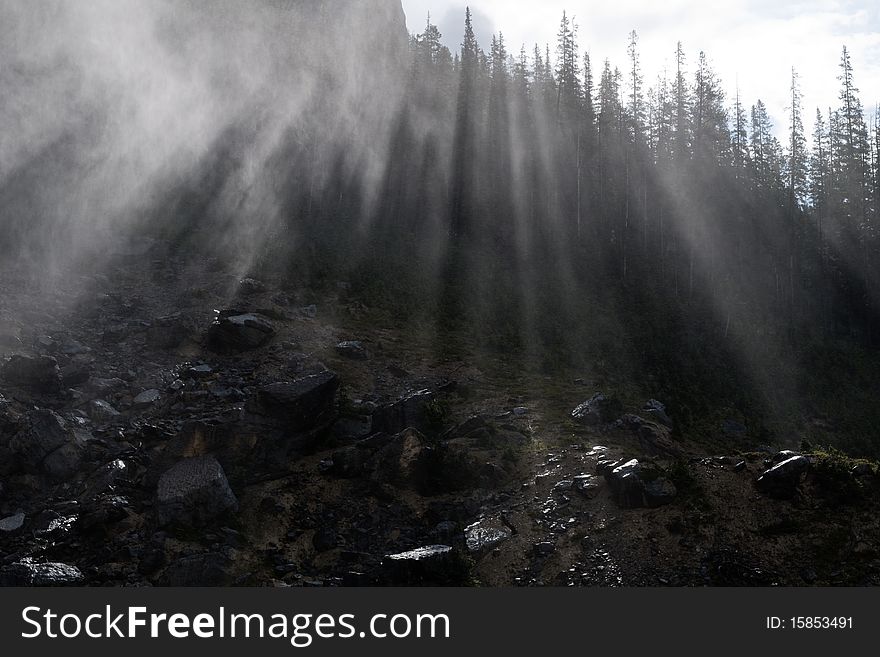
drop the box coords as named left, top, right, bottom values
left=372, top=389, right=439, bottom=435
left=600, top=458, right=677, bottom=509
left=0, top=355, right=62, bottom=393
left=571, top=393, right=620, bottom=426
left=250, top=371, right=339, bottom=432
left=156, top=455, right=239, bottom=527
left=756, top=455, right=809, bottom=498
left=207, top=313, right=275, bottom=351
left=8, top=409, right=84, bottom=481
left=0, top=559, right=84, bottom=586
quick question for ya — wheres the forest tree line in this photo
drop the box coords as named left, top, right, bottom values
left=348, top=9, right=879, bottom=351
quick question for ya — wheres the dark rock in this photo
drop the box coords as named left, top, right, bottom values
left=9, top=410, right=84, bottom=480
left=158, top=552, right=233, bottom=586
left=335, top=341, right=369, bottom=360
left=605, top=459, right=646, bottom=508
left=636, top=422, right=677, bottom=456
left=156, top=456, right=239, bottom=527
left=852, top=463, right=875, bottom=477
left=88, top=399, right=121, bottom=423
left=372, top=389, right=437, bottom=435
left=207, top=313, right=275, bottom=352
left=329, top=447, right=367, bottom=478
left=534, top=542, right=556, bottom=557
left=186, top=364, right=214, bottom=379
left=251, top=371, right=339, bottom=432
left=0, top=559, right=84, bottom=586
left=332, top=415, right=373, bottom=441
left=1, top=355, right=61, bottom=393
left=464, top=517, right=512, bottom=553
left=60, top=362, right=91, bottom=386
left=133, top=389, right=161, bottom=409
left=0, top=512, right=25, bottom=532
left=771, top=450, right=800, bottom=465
left=756, top=456, right=810, bottom=498
left=571, top=393, right=620, bottom=426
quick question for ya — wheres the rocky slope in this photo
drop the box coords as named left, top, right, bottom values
left=1, top=241, right=878, bottom=587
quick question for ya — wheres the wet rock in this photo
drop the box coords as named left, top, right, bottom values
left=574, top=474, right=601, bottom=495
left=335, top=341, right=369, bottom=360
left=251, top=371, right=339, bottom=432
left=158, top=552, right=234, bottom=586
left=1, top=355, right=62, bottom=393
left=0, top=512, right=25, bottom=532
left=156, top=455, right=239, bottom=527
left=381, top=545, right=466, bottom=585
left=756, top=455, right=810, bottom=498
left=87, top=377, right=126, bottom=395
left=852, top=463, right=875, bottom=477
left=207, top=313, right=275, bottom=352
left=88, top=399, right=121, bottom=423
left=464, top=517, right=512, bottom=553
left=133, top=389, right=162, bottom=409
left=0, top=559, right=84, bottom=586
left=571, top=393, right=620, bottom=426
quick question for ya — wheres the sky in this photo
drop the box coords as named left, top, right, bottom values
left=401, top=0, right=880, bottom=139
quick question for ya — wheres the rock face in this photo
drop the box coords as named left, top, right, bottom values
left=251, top=371, right=339, bottom=431
left=156, top=456, right=239, bottom=526
left=0, top=355, right=62, bottom=392
left=757, top=455, right=810, bottom=498
left=207, top=313, right=275, bottom=351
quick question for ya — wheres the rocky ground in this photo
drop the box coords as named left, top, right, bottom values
left=1, top=240, right=879, bottom=587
